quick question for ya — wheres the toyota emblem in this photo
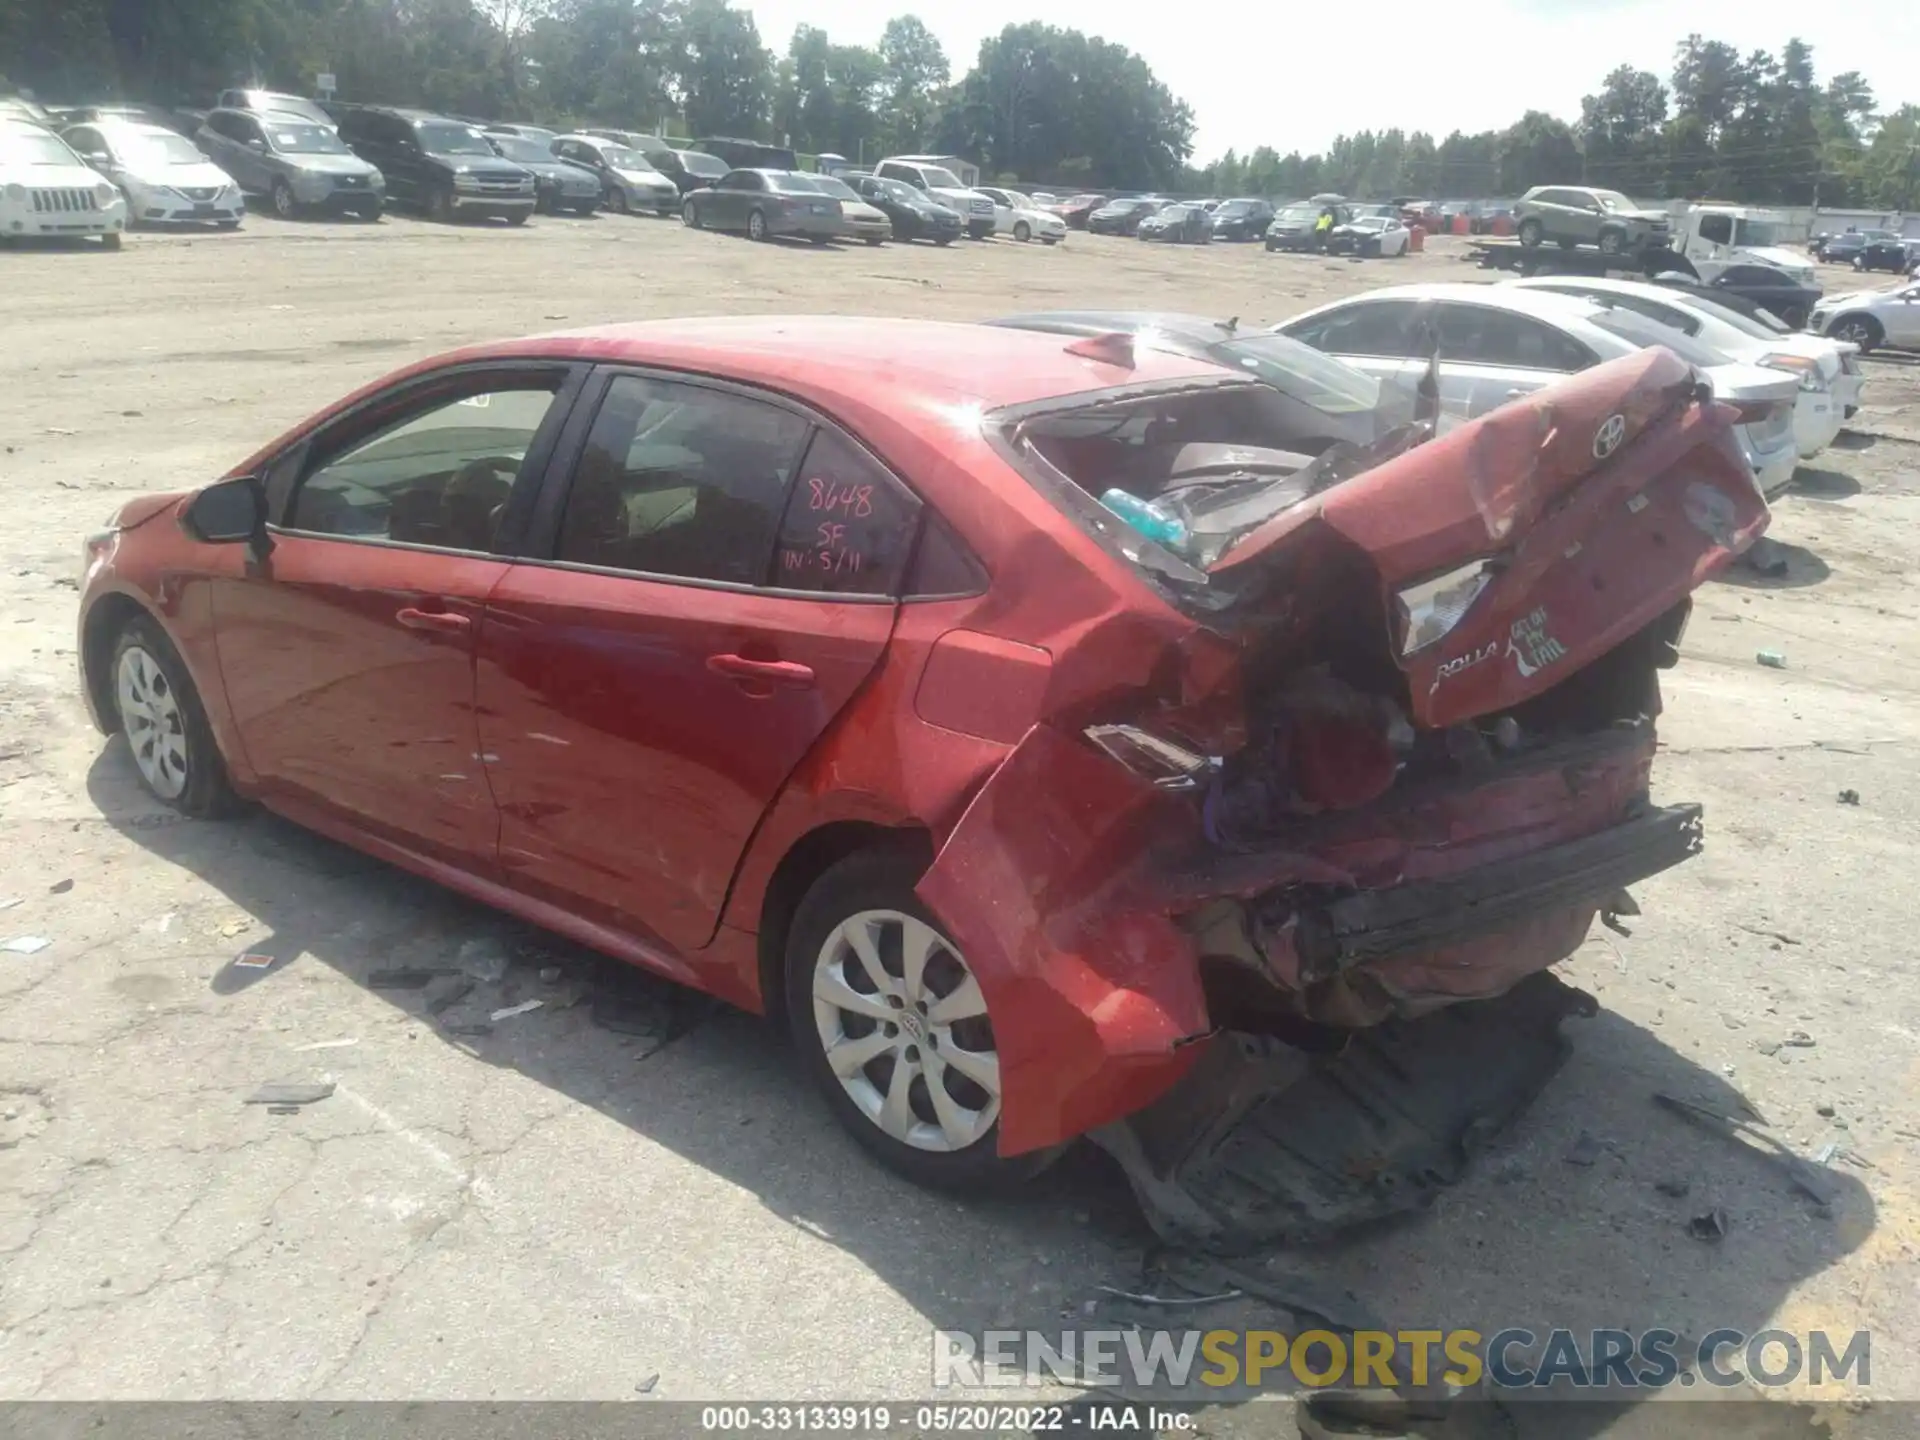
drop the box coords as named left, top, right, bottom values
left=1593, top=413, right=1627, bottom=460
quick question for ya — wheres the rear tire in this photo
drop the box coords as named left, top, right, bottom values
left=109, top=617, right=240, bottom=819
left=783, top=850, right=1049, bottom=1192
left=607, top=187, right=630, bottom=215
left=934, top=235, right=955, bottom=246
left=748, top=207, right=768, bottom=242
left=1598, top=228, right=1627, bottom=256
left=865, top=236, right=884, bottom=246
left=682, top=198, right=700, bottom=228
left=1830, top=315, right=1883, bottom=353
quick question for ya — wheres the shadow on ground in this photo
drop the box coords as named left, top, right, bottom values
left=1713, top=536, right=1831, bottom=591
left=88, top=746, right=1873, bottom=1436
left=1791, top=468, right=1862, bottom=500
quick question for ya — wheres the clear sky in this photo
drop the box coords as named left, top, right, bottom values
left=736, top=0, right=1919, bottom=160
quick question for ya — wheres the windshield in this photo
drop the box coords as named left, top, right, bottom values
left=117, top=131, right=204, bottom=166
left=1216, top=200, right=1258, bottom=217
left=266, top=121, right=349, bottom=155
left=0, top=129, right=81, bottom=166
left=487, top=136, right=552, bottom=164
left=1211, top=332, right=1389, bottom=416
left=918, top=165, right=963, bottom=189
left=874, top=178, right=918, bottom=204
left=604, top=147, right=656, bottom=172
left=417, top=123, right=494, bottom=157
left=1593, top=190, right=1634, bottom=212
left=1731, top=218, right=1784, bottom=248
left=1677, top=290, right=1786, bottom=339
left=674, top=150, right=726, bottom=177
left=1277, top=203, right=1319, bottom=223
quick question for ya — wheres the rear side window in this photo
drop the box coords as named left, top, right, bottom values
left=1722, top=265, right=1788, bottom=287
left=771, top=428, right=921, bottom=596
left=554, top=375, right=810, bottom=586
left=1434, top=304, right=1595, bottom=371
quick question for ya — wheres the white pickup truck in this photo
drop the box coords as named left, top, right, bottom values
left=1670, top=205, right=1819, bottom=288
left=872, top=156, right=996, bottom=240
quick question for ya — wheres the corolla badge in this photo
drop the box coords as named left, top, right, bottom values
left=1592, top=413, right=1627, bottom=460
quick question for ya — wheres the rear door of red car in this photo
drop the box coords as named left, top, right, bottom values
left=213, top=361, right=586, bottom=871
left=473, top=367, right=920, bottom=956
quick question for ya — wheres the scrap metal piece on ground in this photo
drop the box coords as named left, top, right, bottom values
left=245, top=1081, right=335, bottom=1107
left=1090, top=973, right=1596, bottom=1251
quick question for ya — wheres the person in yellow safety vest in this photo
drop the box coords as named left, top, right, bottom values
left=1314, top=206, right=1336, bottom=251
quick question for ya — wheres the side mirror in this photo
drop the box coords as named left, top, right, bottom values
left=246, top=137, right=266, bottom=151
left=182, top=476, right=272, bottom=563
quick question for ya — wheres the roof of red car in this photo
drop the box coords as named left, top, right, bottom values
left=447, top=315, right=1232, bottom=411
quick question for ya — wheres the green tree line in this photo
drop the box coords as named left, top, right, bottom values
left=2, top=7, right=1913, bottom=203
left=1197, top=36, right=1919, bottom=210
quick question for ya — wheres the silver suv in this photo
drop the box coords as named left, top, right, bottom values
left=1514, top=185, right=1670, bottom=256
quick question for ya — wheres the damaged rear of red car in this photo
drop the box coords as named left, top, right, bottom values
left=914, top=347, right=1765, bottom=1242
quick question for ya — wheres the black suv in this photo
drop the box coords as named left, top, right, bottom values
left=334, top=107, right=536, bottom=223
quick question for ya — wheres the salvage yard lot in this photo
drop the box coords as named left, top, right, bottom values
left=1, top=218, right=1918, bottom=1428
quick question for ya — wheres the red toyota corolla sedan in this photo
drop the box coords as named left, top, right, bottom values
left=78, top=318, right=1766, bottom=1192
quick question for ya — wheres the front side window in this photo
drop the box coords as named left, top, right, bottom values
left=1286, top=299, right=1427, bottom=359
left=1434, top=305, right=1595, bottom=371
left=554, top=376, right=810, bottom=586
left=288, top=383, right=561, bottom=550
left=771, top=429, right=921, bottom=596
left=416, top=122, right=494, bottom=157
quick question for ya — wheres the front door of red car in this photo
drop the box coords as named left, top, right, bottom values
left=474, top=370, right=920, bottom=956
left=212, top=364, right=583, bottom=870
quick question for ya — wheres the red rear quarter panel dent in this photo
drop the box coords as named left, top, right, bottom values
left=916, top=724, right=1210, bottom=1156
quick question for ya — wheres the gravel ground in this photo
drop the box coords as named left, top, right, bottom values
left=0, top=217, right=1915, bottom=1435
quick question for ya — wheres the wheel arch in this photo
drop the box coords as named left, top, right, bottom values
left=80, top=590, right=157, bottom=735
left=755, top=820, right=933, bottom=1030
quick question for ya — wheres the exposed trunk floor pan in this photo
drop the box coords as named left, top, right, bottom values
left=1091, top=973, right=1598, bottom=1252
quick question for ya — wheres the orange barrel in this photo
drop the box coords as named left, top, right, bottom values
left=1451, top=212, right=1470, bottom=236
left=1409, top=225, right=1426, bottom=252
left=1490, top=213, right=1514, bottom=237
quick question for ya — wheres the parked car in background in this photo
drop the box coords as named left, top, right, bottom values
left=63, top=119, right=244, bottom=228
left=0, top=120, right=128, bottom=247
left=1853, top=236, right=1913, bottom=274
left=872, top=156, right=996, bottom=238
left=847, top=173, right=962, bottom=245
left=1507, top=276, right=1856, bottom=460
left=1087, top=196, right=1160, bottom=235
left=76, top=316, right=1765, bottom=1189
left=481, top=131, right=599, bottom=215
left=0, top=95, right=53, bottom=127
left=1649, top=262, right=1821, bottom=330
left=216, top=89, right=335, bottom=129
left=1814, top=232, right=1869, bottom=264
left=196, top=109, right=384, bottom=219
left=1049, top=192, right=1106, bottom=229
left=1514, top=185, right=1671, bottom=255
left=794, top=173, right=889, bottom=244
left=694, top=136, right=798, bottom=171
left=1808, top=280, right=1920, bottom=355
left=335, top=107, right=534, bottom=223
left=54, top=104, right=186, bottom=133
left=1265, top=201, right=1342, bottom=251
left=579, top=128, right=673, bottom=160
left=972, top=186, right=1066, bottom=243
left=550, top=134, right=678, bottom=215
left=681, top=168, right=842, bottom=242
left=1275, top=282, right=1801, bottom=496
left=1210, top=197, right=1274, bottom=241
left=1328, top=213, right=1410, bottom=258
left=655, top=147, right=728, bottom=195
left=1136, top=202, right=1212, bottom=244
left=985, top=310, right=1415, bottom=451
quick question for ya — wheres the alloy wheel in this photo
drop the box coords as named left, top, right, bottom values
left=272, top=181, right=296, bottom=219
left=810, top=909, right=1000, bottom=1153
left=748, top=208, right=767, bottom=241
left=115, top=644, right=189, bottom=800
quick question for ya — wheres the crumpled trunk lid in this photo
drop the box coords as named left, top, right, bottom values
left=1205, top=348, right=1767, bottom=727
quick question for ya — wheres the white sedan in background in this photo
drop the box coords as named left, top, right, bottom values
left=62, top=118, right=244, bottom=227
left=1275, top=282, right=1803, bottom=497
left=1507, top=276, right=1858, bottom=460
left=973, top=186, right=1066, bottom=244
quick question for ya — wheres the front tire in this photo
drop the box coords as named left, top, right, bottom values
left=1517, top=218, right=1543, bottom=248
left=784, top=850, right=1040, bottom=1190
left=100, top=233, right=123, bottom=251
left=110, top=618, right=239, bottom=818
left=507, top=210, right=530, bottom=226
left=428, top=187, right=456, bottom=224
left=271, top=179, right=299, bottom=220
left=1014, top=220, right=1031, bottom=243
left=607, top=187, right=630, bottom=215
left=682, top=198, right=700, bottom=228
